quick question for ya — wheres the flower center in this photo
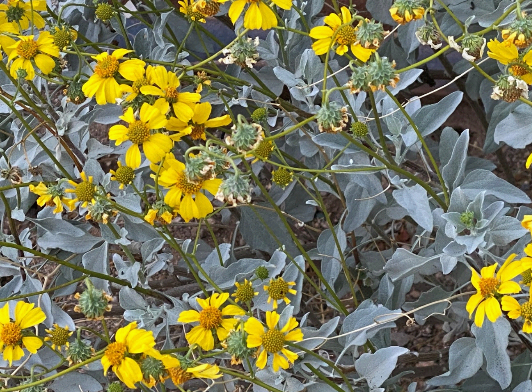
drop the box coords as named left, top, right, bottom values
left=132, top=77, right=149, bottom=94
left=235, top=282, right=255, bottom=302
left=17, top=40, right=38, bottom=60
left=523, top=269, right=532, bottom=285
left=165, top=86, right=179, bottom=103
left=114, top=165, right=135, bottom=184
left=522, top=302, right=532, bottom=320
left=267, top=278, right=289, bottom=300
left=127, top=120, right=151, bottom=144
left=197, top=0, right=220, bottom=16
left=175, top=171, right=203, bottom=195
left=94, top=55, right=119, bottom=78
left=479, top=277, right=500, bottom=298
left=104, top=342, right=127, bottom=366
left=198, top=306, right=222, bottom=330
left=336, top=25, right=357, bottom=46
left=75, top=181, right=95, bottom=202
left=48, top=326, right=71, bottom=346
left=511, top=64, right=529, bottom=77
left=0, top=322, right=22, bottom=346
left=168, top=366, right=192, bottom=385
left=190, top=124, right=205, bottom=140
left=253, top=140, right=274, bottom=161
left=261, top=329, right=285, bottom=353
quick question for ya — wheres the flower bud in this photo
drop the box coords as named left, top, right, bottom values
left=491, top=74, right=528, bottom=102
left=272, top=167, right=293, bottom=188
left=365, top=56, right=400, bottom=91
left=460, top=211, right=475, bottom=228
left=251, top=107, right=268, bottom=123
left=85, top=196, right=116, bottom=224
left=224, top=330, right=256, bottom=365
left=317, top=101, right=348, bottom=133
left=107, top=382, right=124, bottom=392
left=141, top=356, right=166, bottom=385
left=65, top=79, right=87, bottom=104
left=66, top=337, right=94, bottom=364
left=95, top=3, right=115, bottom=22
left=351, top=122, right=369, bottom=137
left=255, top=265, right=269, bottom=280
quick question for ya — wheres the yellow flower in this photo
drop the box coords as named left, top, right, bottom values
left=194, top=70, right=211, bottom=93
left=228, top=0, right=292, bottom=30
left=82, top=49, right=146, bottom=105
left=0, top=301, right=46, bottom=366
left=65, top=171, right=97, bottom=208
left=487, top=39, right=532, bottom=84
left=109, top=101, right=172, bottom=169
left=168, top=361, right=221, bottom=386
left=466, top=254, right=525, bottom=327
left=264, top=277, right=296, bottom=309
left=121, top=66, right=152, bottom=102
left=44, top=324, right=73, bottom=351
left=144, top=202, right=176, bottom=225
left=502, top=294, right=532, bottom=332
left=177, top=292, right=245, bottom=351
left=245, top=311, right=303, bottom=372
left=101, top=322, right=156, bottom=389
left=29, top=182, right=76, bottom=213
left=178, top=0, right=206, bottom=22
left=309, top=6, right=375, bottom=60
left=389, top=3, right=424, bottom=25
left=232, top=279, right=258, bottom=303
left=0, top=32, right=59, bottom=80
left=110, top=161, right=135, bottom=190
left=0, top=0, right=46, bottom=33
left=155, top=153, right=222, bottom=222
left=522, top=215, right=532, bottom=231
left=140, top=65, right=201, bottom=122
left=166, top=102, right=232, bottom=141
left=527, top=153, right=532, bottom=169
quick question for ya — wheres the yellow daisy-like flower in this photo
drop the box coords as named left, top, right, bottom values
left=144, top=202, right=176, bottom=225
left=82, top=49, right=146, bottom=105
left=140, top=65, right=201, bottom=122
left=502, top=294, right=532, bottom=333
left=0, top=301, right=46, bottom=366
left=309, top=6, right=375, bottom=60
left=389, top=3, right=425, bottom=25
left=65, top=171, right=97, bottom=208
left=29, top=182, right=76, bottom=213
left=177, top=292, right=245, bottom=351
left=155, top=153, right=222, bottom=222
left=0, top=0, right=46, bottom=34
left=194, top=70, right=211, bottom=93
left=487, top=39, right=532, bottom=84
left=109, top=101, right=172, bottom=169
left=101, top=322, right=156, bottom=389
left=264, top=277, right=297, bottom=309
left=232, top=279, right=258, bottom=303
left=228, top=0, right=292, bottom=30
left=166, top=102, right=232, bottom=141
left=245, top=311, right=303, bottom=372
left=178, top=0, right=206, bottom=22
left=44, top=324, right=73, bottom=351
left=168, top=361, right=222, bottom=386
left=466, top=254, right=525, bottom=327
left=0, top=32, right=59, bottom=80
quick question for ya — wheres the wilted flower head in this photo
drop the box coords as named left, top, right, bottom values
left=502, top=16, right=532, bottom=48
left=215, top=173, right=252, bottom=206
left=449, top=35, right=486, bottom=61
left=74, top=279, right=112, bottom=320
left=184, top=153, right=216, bottom=182
left=220, top=36, right=260, bottom=68
left=491, top=74, right=529, bottom=102
left=365, top=56, right=400, bottom=92
left=66, top=337, right=94, bottom=364
left=415, top=23, right=442, bottom=49
left=85, top=195, right=116, bottom=224
left=223, top=329, right=257, bottom=364
left=355, top=18, right=387, bottom=49
left=226, top=116, right=264, bottom=152
left=317, top=101, right=348, bottom=133
left=389, top=0, right=425, bottom=25
left=64, top=79, right=86, bottom=104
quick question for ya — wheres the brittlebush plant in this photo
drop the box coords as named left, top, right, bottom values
left=4, top=0, right=532, bottom=391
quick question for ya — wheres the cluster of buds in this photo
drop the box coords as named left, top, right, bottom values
left=415, top=23, right=442, bottom=49
left=215, top=172, right=252, bottom=206
left=449, top=34, right=486, bottom=61
left=389, top=0, right=426, bottom=25
left=355, top=19, right=387, bottom=49
left=317, top=101, right=349, bottom=133
left=502, top=16, right=532, bottom=48
left=347, top=56, right=400, bottom=93
left=74, top=279, right=112, bottom=320
left=491, top=74, right=528, bottom=102
left=226, top=116, right=264, bottom=152
left=220, top=36, right=260, bottom=68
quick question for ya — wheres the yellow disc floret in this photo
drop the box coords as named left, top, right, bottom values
left=16, top=39, right=38, bottom=59
left=75, top=181, right=96, bottom=203
left=479, top=277, right=499, bottom=298
left=132, top=77, right=149, bottom=94
left=176, top=172, right=203, bottom=195
left=127, top=120, right=151, bottom=144
left=105, top=342, right=127, bottom=366
left=94, top=55, right=119, bottom=78
left=336, top=25, right=357, bottom=46
left=198, top=306, right=222, bottom=330
left=261, top=329, right=285, bottom=353
left=165, top=86, right=179, bottom=103
left=1, top=322, right=22, bottom=346
left=190, top=124, right=206, bottom=140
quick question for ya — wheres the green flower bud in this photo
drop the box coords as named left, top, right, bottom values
left=107, top=382, right=123, bottom=392
left=255, top=265, right=269, bottom=280
left=365, top=56, right=400, bottom=92
left=251, top=107, right=268, bottom=123
left=272, top=167, right=293, bottom=188
left=66, top=337, right=94, bottom=364
left=65, top=79, right=87, bottom=104
left=74, top=279, right=112, bottom=320
left=224, top=330, right=256, bottom=365
left=95, top=3, right=115, bottom=22
left=351, top=122, right=369, bottom=137
left=460, top=211, right=475, bottom=228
